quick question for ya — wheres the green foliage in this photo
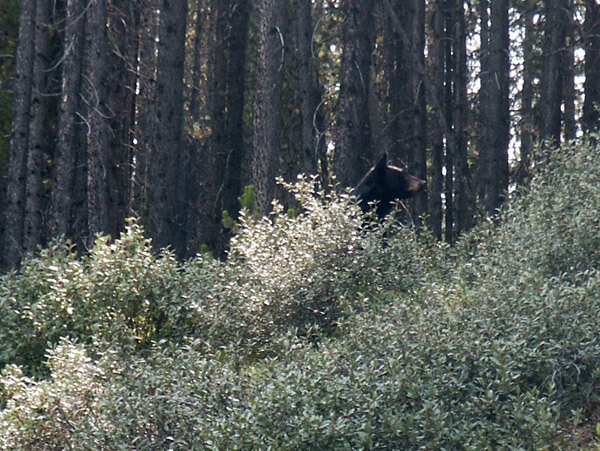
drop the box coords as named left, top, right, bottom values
left=222, top=185, right=261, bottom=232
left=238, top=184, right=261, bottom=216
left=0, top=341, right=107, bottom=451
left=0, top=221, right=182, bottom=375
left=2, top=138, right=600, bottom=448
left=221, top=209, right=235, bottom=229
left=450, top=136, right=600, bottom=416
left=184, top=176, right=424, bottom=358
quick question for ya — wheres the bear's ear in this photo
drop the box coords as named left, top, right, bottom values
left=374, top=153, right=388, bottom=177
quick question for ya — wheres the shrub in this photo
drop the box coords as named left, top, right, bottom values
left=0, top=221, right=182, bottom=375
left=0, top=340, right=108, bottom=451
left=182, top=176, right=426, bottom=358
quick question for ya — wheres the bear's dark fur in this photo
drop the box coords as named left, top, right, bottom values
left=353, top=153, right=425, bottom=218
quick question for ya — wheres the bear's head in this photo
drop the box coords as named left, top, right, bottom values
left=353, top=153, right=425, bottom=218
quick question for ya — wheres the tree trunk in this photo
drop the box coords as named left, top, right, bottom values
left=478, top=0, right=489, bottom=206
left=221, top=0, right=250, bottom=238
left=194, top=0, right=250, bottom=255
left=562, top=0, right=575, bottom=141
left=410, top=0, right=427, bottom=226
left=193, top=0, right=223, bottom=254
left=443, top=0, right=454, bottom=243
left=147, top=0, right=188, bottom=253
left=540, top=0, right=564, bottom=144
left=252, top=0, right=287, bottom=211
left=189, top=0, right=206, bottom=126
left=518, top=4, right=535, bottom=184
left=295, top=0, right=320, bottom=176
left=106, top=0, right=138, bottom=238
left=23, top=0, right=51, bottom=255
left=131, top=0, right=160, bottom=218
left=583, top=0, right=600, bottom=132
left=479, top=0, right=509, bottom=215
left=429, top=0, right=444, bottom=240
left=334, top=0, right=375, bottom=187
left=453, top=0, right=473, bottom=235
left=491, top=0, right=510, bottom=211
left=4, top=0, right=35, bottom=267
left=50, top=0, right=86, bottom=240
left=85, top=0, right=110, bottom=238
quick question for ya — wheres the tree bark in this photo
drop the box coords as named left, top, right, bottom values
left=85, top=0, right=110, bottom=238
left=518, top=4, right=534, bottom=184
left=23, top=0, right=51, bottom=255
left=540, top=0, right=564, bottom=144
left=4, top=0, right=35, bottom=267
left=189, top=0, right=206, bottom=126
left=479, top=0, right=509, bottom=215
left=106, top=0, right=138, bottom=238
left=295, top=0, right=320, bottom=176
left=147, top=0, right=188, bottom=253
left=443, top=0, right=453, bottom=243
left=252, top=0, right=287, bottom=211
left=453, top=0, right=473, bottom=235
left=131, top=0, right=160, bottom=218
left=410, top=0, right=428, bottom=226
left=562, top=0, right=575, bottom=141
left=583, top=0, right=600, bottom=132
left=221, top=0, right=250, bottom=238
left=429, top=0, right=444, bottom=240
left=334, top=0, right=375, bottom=187
left=50, top=0, right=86, bottom=240
left=194, top=0, right=250, bottom=255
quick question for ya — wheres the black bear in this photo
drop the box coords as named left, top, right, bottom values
left=353, top=153, right=425, bottom=218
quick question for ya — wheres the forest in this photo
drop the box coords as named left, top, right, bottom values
left=1, top=0, right=600, bottom=449
left=0, top=0, right=599, bottom=267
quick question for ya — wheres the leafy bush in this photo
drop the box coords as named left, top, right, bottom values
left=0, top=221, right=182, bottom=375
left=0, top=340, right=108, bottom=451
left=182, top=176, right=426, bottom=357
left=453, top=137, right=600, bottom=410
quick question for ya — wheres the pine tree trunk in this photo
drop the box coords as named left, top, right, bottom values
left=147, top=0, right=187, bottom=253
left=410, top=0, right=427, bottom=226
left=222, top=0, right=250, bottom=232
left=560, top=0, right=575, bottom=141
left=518, top=5, right=534, bottom=184
left=193, top=0, right=223, bottom=253
left=50, top=0, right=86, bottom=240
left=334, top=0, right=375, bottom=187
left=106, top=0, right=138, bottom=238
left=4, top=0, right=35, bottom=267
left=540, top=0, right=564, bottom=144
left=453, top=0, right=473, bottom=235
left=189, top=0, right=206, bottom=126
left=429, top=0, right=444, bottom=240
left=583, top=0, right=600, bottom=132
left=252, top=0, right=287, bottom=211
left=295, top=0, right=320, bottom=175
left=131, top=0, right=159, bottom=218
left=479, top=0, right=509, bottom=215
left=194, top=0, right=250, bottom=255
left=491, top=0, right=510, bottom=210
left=85, top=0, right=110, bottom=238
left=443, top=0, right=454, bottom=243
left=23, top=0, right=51, bottom=255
